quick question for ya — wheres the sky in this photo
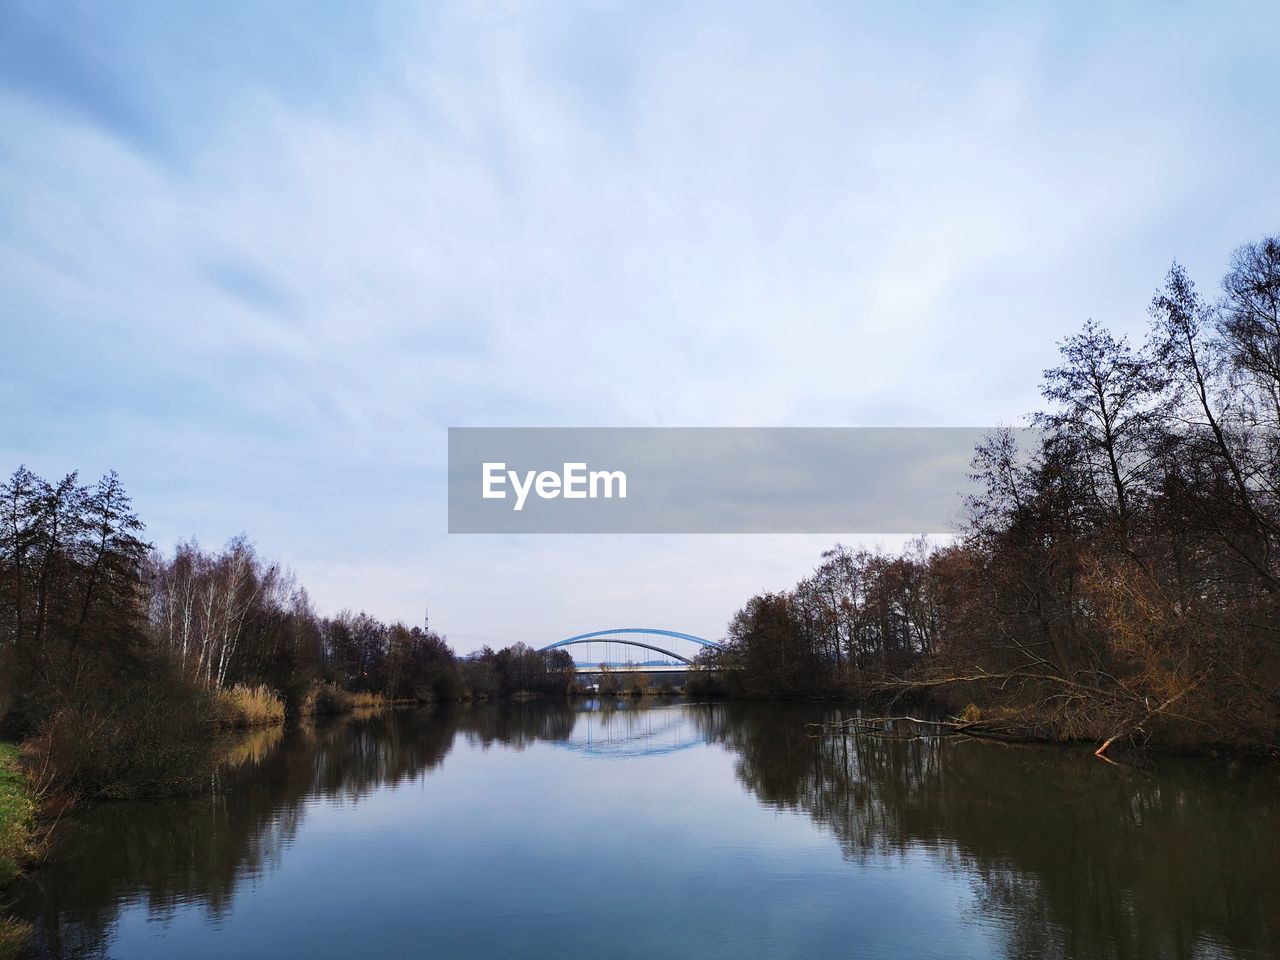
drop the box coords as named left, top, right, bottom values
left=2, top=1, right=1278, bottom=652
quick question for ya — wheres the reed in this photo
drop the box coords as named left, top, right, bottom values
left=215, top=685, right=286, bottom=728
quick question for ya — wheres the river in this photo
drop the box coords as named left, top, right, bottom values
left=9, top=700, right=1279, bottom=959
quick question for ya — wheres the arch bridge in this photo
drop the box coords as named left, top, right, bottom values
left=539, top=628, right=722, bottom=673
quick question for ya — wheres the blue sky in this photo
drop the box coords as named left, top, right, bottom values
left=2, top=1, right=1278, bottom=650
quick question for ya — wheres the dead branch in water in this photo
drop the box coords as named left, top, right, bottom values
left=807, top=713, right=1038, bottom=744
left=1094, top=684, right=1197, bottom=763
left=852, top=667, right=1207, bottom=760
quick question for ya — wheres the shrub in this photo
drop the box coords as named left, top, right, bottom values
left=23, top=659, right=215, bottom=799
left=597, top=665, right=620, bottom=697
left=685, top=665, right=727, bottom=697
left=299, top=683, right=385, bottom=716
left=624, top=672, right=651, bottom=697
left=301, top=683, right=344, bottom=715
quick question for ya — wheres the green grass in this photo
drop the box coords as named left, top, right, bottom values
left=0, top=743, right=34, bottom=960
left=0, top=743, right=35, bottom=888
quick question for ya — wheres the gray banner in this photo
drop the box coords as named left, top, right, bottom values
left=448, top=427, right=1028, bottom=534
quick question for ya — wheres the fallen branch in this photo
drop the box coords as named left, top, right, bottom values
left=807, top=713, right=1044, bottom=744
left=1094, top=683, right=1196, bottom=763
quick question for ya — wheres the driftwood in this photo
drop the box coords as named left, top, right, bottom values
left=807, top=714, right=1041, bottom=744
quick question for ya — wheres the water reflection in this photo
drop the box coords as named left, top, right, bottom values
left=16, top=708, right=458, bottom=959
left=700, top=702, right=1280, bottom=959
left=11, top=701, right=1279, bottom=960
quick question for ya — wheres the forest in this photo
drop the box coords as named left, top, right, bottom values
left=0, top=481, right=573, bottom=798
left=702, top=235, right=1280, bottom=757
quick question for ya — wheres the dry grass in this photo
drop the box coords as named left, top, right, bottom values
left=300, top=683, right=387, bottom=716
left=215, top=685, right=285, bottom=728
left=0, top=918, right=31, bottom=960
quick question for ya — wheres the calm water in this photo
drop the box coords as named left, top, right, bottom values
left=10, top=700, right=1280, bottom=959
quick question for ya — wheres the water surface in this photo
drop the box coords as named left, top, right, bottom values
left=12, top=701, right=1280, bottom=959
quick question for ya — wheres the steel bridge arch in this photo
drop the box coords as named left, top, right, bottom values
left=539, top=628, right=723, bottom=666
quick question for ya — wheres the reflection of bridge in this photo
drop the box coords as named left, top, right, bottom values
left=539, top=628, right=722, bottom=674
left=557, top=703, right=704, bottom=757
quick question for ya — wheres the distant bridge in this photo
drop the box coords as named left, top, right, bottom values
left=539, top=628, right=722, bottom=673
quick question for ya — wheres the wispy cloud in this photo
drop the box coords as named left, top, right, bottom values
left=2, top=1, right=1277, bottom=646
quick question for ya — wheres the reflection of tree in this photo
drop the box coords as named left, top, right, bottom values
left=14, top=702, right=1280, bottom=960
left=695, top=701, right=1280, bottom=960
left=458, top=700, right=577, bottom=749
left=17, top=701, right=600, bottom=957
left=16, top=706, right=461, bottom=959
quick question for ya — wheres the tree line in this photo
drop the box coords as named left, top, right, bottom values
left=705, top=234, right=1280, bottom=755
left=0, top=477, right=574, bottom=794
left=4, top=232, right=1275, bottom=774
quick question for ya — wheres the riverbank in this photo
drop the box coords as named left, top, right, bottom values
left=683, top=678, right=1280, bottom=762
left=0, top=743, right=35, bottom=959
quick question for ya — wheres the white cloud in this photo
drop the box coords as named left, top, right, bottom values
left=2, top=1, right=1278, bottom=649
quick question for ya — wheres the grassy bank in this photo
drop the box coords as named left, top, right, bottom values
left=0, top=743, right=35, bottom=959
left=0, top=744, right=35, bottom=886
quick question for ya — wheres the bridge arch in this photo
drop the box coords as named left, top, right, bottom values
left=539, top=628, right=722, bottom=666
